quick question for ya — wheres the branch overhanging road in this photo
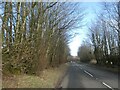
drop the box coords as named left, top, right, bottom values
left=58, top=62, right=119, bottom=89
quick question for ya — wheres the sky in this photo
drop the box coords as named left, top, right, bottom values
left=68, top=2, right=102, bottom=56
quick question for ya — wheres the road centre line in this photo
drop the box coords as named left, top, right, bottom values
left=84, top=70, right=93, bottom=77
left=77, top=64, right=114, bottom=90
left=77, top=65, right=93, bottom=77
left=80, top=68, right=82, bottom=70
left=102, top=82, right=114, bottom=90
left=95, top=78, right=98, bottom=80
left=79, top=67, right=82, bottom=70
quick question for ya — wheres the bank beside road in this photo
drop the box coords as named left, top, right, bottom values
left=3, top=63, right=68, bottom=88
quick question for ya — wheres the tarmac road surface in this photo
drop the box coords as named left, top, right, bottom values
left=59, top=62, right=119, bottom=90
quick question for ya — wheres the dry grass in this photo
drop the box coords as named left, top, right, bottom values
left=2, top=64, right=68, bottom=88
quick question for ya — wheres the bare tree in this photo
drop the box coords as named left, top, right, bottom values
left=1, top=2, right=84, bottom=74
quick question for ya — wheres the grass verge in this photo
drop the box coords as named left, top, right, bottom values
left=2, top=64, right=68, bottom=88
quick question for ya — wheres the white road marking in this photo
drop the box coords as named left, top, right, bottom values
left=84, top=70, right=93, bottom=77
left=77, top=64, right=114, bottom=90
left=102, top=82, right=113, bottom=90
left=78, top=67, right=82, bottom=70
left=96, top=78, right=98, bottom=80
left=79, top=65, right=82, bottom=66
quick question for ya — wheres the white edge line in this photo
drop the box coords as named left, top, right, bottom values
left=102, top=82, right=113, bottom=89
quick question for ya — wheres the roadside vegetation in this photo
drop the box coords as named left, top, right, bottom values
left=0, top=2, right=84, bottom=88
left=1, top=2, right=83, bottom=75
left=78, top=2, right=120, bottom=69
left=0, top=31, right=1, bottom=89
left=3, top=64, right=68, bottom=88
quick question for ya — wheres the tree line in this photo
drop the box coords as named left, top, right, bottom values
left=1, top=2, right=83, bottom=74
left=78, top=2, right=120, bottom=67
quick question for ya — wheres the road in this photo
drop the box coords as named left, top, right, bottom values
left=59, top=62, right=119, bottom=89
